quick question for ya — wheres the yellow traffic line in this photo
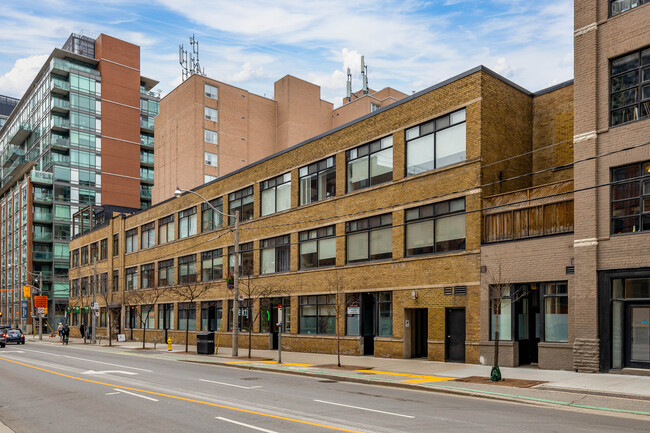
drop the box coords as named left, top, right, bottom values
left=356, top=369, right=454, bottom=383
left=0, top=356, right=361, bottom=433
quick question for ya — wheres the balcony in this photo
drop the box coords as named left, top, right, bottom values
left=51, top=97, right=70, bottom=113
left=51, top=78, right=70, bottom=95
left=33, top=251, right=54, bottom=261
left=140, top=187, right=152, bottom=198
left=33, top=212, right=53, bottom=223
left=33, top=192, right=53, bottom=204
left=51, top=116, right=70, bottom=132
left=140, top=135, right=154, bottom=148
left=30, top=170, right=54, bottom=185
left=50, top=135, right=70, bottom=150
left=140, top=154, right=154, bottom=166
left=140, top=116, right=155, bottom=132
left=8, top=123, right=32, bottom=145
left=2, top=145, right=25, bottom=168
left=33, top=232, right=54, bottom=242
left=482, top=180, right=574, bottom=244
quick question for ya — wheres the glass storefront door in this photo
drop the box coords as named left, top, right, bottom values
left=627, top=305, right=650, bottom=368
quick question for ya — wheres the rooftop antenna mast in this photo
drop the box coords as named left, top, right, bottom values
left=361, top=55, right=369, bottom=95
left=346, top=68, right=352, bottom=102
left=179, top=34, right=206, bottom=81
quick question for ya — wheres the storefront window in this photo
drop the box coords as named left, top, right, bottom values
left=490, top=285, right=512, bottom=340
left=299, top=295, right=336, bottom=334
left=543, top=282, right=568, bottom=342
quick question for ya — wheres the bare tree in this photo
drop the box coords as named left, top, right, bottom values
left=238, top=273, right=288, bottom=358
left=169, top=275, right=211, bottom=352
left=125, top=287, right=166, bottom=349
left=324, top=270, right=356, bottom=368
left=484, top=256, right=527, bottom=381
left=96, top=274, right=122, bottom=347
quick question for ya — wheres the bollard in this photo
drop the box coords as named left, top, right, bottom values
left=98, top=335, right=101, bottom=346
left=153, top=337, right=157, bottom=349
left=167, top=337, right=172, bottom=351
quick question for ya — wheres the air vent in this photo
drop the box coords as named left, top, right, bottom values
left=454, top=286, right=467, bottom=296
left=444, top=287, right=453, bottom=296
left=566, top=266, right=575, bottom=275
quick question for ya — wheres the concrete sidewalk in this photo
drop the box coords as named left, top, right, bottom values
left=26, top=337, right=650, bottom=417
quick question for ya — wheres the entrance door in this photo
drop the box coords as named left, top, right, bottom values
left=517, top=289, right=540, bottom=365
left=412, top=308, right=428, bottom=358
left=446, top=308, right=465, bottom=362
left=626, top=305, right=650, bottom=368
left=361, top=293, right=376, bottom=355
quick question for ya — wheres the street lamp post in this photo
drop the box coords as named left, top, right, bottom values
left=9, top=264, right=41, bottom=338
left=174, top=187, right=240, bottom=357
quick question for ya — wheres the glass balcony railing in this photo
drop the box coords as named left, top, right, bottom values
left=140, top=135, right=154, bottom=148
left=51, top=116, right=70, bottom=129
left=140, top=154, right=154, bottom=165
left=140, top=188, right=152, bottom=198
left=33, top=251, right=54, bottom=261
left=52, top=97, right=70, bottom=111
left=33, top=212, right=53, bottom=223
left=33, top=193, right=53, bottom=203
left=140, top=116, right=155, bottom=130
left=51, top=78, right=70, bottom=93
left=30, top=170, right=53, bottom=185
left=50, top=135, right=70, bottom=149
left=33, top=232, right=54, bottom=242
left=51, top=58, right=99, bottom=76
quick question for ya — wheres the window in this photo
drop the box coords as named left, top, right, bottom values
left=201, top=249, right=223, bottom=282
left=204, top=152, right=218, bottom=167
left=141, top=305, right=155, bottom=329
left=299, top=295, right=336, bottom=334
left=90, top=242, right=98, bottom=263
left=201, top=198, right=223, bottom=232
left=299, top=156, right=336, bottom=205
left=204, top=129, right=218, bottom=144
left=371, top=102, right=380, bottom=112
left=100, top=238, right=107, bottom=260
left=347, top=136, right=393, bottom=192
left=490, top=285, right=512, bottom=340
left=346, top=292, right=392, bottom=337
left=141, top=263, right=155, bottom=289
left=81, top=277, right=89, bottom=296
left=100, top=273, right=107, bottom=294
left=141, top=222, right=155, bottom=249
left=112, top=234, right=119, bottom=256
left=72, top=249, right=79, bottom=267
left=228, top=300, right=251, bottom=332
left=611, top=0, right=649, bottom=17
left=406, top=109, right=466, bottom=176
left=158, top=259, right=175, bottom=287
left=178, top=207, right=197, bottom=239
left=204, top=83, right=218, bottom=99
left=610, top=48, right=650, bottom=126
left=126, top=306, right=138, bottom=329
left=125, top=228, right=138, bottom=253
left=261, top=235, right=290, bottom=274
left=543, top=282, right=568, bottom=342
left=204, top=106, right=218, bottom=121
left=178, top=254, right=197, bottom=284
left=405, top=198, right=466, bottom=256
left=377, top=292, right=392, bottom=337
left=228, top=186, right=254, bottom=222
left=228, top=242, right=254, bottom=276
left=261, top=173, right=291, bottom=216
left=204, top=174, right=217, bottom=183
left=346, top=214, right=392, bottom=263
left=159, top=215, right=175, bottom=243
left=112, top=270, right=119, bottom=292
left=71, top=279, right=79, bottom=297
left=158, top=303, right=174, bottom=330
left=81, top=245, right=89, bottom=265
left=299, top=226, right=336, bottom=269
left=611, top=161, right=650, bottom=233
left=178, top=303, right=196, bottom=331
left=125, top=267, right=138, bottom=291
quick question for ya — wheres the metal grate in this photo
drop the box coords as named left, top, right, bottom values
left=444, top=287, right=453, bottom=296
left=566, top=266, right=575, bottom=275
left=454, top=286, right=467, bottom=296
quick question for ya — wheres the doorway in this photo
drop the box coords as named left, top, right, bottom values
left=411, top=308, right=428, bottom=358
left=361, top=293, right=376, bottom=355
left=516, top=289, right=540, bottom=365
left=626, top=304, right=650, bottom=368
left=446, top=308, right=465, bottom=362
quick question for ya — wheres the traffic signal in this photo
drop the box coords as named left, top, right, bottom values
left=24, top=285, right=30, bottom=297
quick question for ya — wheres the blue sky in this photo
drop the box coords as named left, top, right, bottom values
left=0, top=0, right=573, bottom=106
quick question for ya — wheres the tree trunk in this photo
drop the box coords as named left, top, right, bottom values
left=142, top=314, right=147, bottom=349
left=108, top=310, right=112, bottom=347
left=248, top=328, right=252, bottom=358
left=185, top=313, right=190, bottom=352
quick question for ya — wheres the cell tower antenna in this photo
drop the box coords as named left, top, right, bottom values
left=361, top=55, right=369, bottom=95
left=180, top=34, right=206, bottom=81
left=346, top=67, right=352, bottom=102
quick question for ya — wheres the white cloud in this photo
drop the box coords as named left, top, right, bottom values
left=0, top=54, right=49, bottom=97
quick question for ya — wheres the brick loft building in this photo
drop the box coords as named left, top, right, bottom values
left=152, top=73, right=407, bottom=204
left=68, top=66, right=573, bottom=363
left=0, top=33, right=159, bottom=331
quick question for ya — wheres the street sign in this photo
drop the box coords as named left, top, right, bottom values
left=34, top=296, right=47, bottom=308
left=94, top=311, right=100, bottom=317
left=21, top=301, right=28, bottom=319
left=237, top=294, right=244, bottom=302
left=74, top=306, right=80, bottom=313
left=37, top=307, right=45, bottom=314
left=277, top=304, right=283, bottom=326
left=91, top=302, right=99, bottom=310
left=23, top=285, right=30, bottom=298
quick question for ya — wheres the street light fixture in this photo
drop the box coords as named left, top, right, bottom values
left=8, top=263, right=42, bottom=339
left=174, top=186, right=241, bottom=357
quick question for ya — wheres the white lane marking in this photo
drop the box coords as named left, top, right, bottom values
left=0, top=350, right=25, bottom=354
left=215, top=417, right=278, bottom=433
left=105, top=392, right=121, bottom=395
left=113, top=388, right=159, bottom=402
left=199, top=378, right=262, bottom=390
left=82, top=370, right=138, bottom=376
left=314, top=400, right=414, bottom=419
left=21, top=348, right=152, bottom=372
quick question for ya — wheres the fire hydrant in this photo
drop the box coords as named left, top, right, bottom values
left=167, top=337, right=172, bottom=351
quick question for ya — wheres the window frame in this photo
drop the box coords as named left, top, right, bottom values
left=260, top=235, right=291, bottom=274
left=541, top=282, right=568, bottom=343
left=125, top=228, right=138, bottom=254
left=140, top=222, right=155, bottom=249
left=158, top=215, right=175, bottom=244
left=178, top=254, right=197, bottom=284
left=346, top=136, right=393, bottom=193
left=100, top=238, right=108, bottom=260
left=201, top=249, right=223, bottom=282
left=158, top=259, right=175, bottom=287
left=140, top=263, right=155, bottom=289
left=125, top=267, right=138, bottom=291
left=299, top=295, right=336, bottom=335
left=204, top=83, right=218, bottom=99
left=201, top=198, right=223, bottom=232
left=345, top=214, right=393, bottom=264
left=610, top=160, right=650, bottom=234
left=261, top=173, right=291, bottom=216
left=178, top=206, right=197, bottom=239
left=405, top=197, right=466, bottom=256
left=228, top=242, right=254, bottom=277
left=299, top=156, right=336, bottom=206
left=228, top=186, right=254, bottom=222
left=610, top=47, right=650, bottom=126
left=610, top=0, right=649, bottom=18
left=298, top=226, right=336, bottom=269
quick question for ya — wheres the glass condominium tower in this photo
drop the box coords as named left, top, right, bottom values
left=0, top=34, right=159, bottom=330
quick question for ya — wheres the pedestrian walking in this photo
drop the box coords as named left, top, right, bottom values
left=57, top=322, right=63, bottom=342
left=62, top=323, right=69, bottom=345
left=80, top=323, right=86, bottom=339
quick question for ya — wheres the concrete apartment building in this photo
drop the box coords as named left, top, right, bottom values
left=0, top=95, right=19, bottom=130
left=0, top=33, right=159, bottom=330
left=152, top=74, right=407, bottom=204
left=68, top=66, right=572, bottom=363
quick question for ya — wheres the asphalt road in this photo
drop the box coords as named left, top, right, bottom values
left=0, top=343, right=648, bottom=433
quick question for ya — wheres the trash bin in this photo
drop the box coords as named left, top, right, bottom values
left=197, top=331, right=214, bottom=355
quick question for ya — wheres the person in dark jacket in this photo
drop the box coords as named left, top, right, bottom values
left=80, top=323, right=86, bottom=339
left=61, top=323, right=70, bottom=345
